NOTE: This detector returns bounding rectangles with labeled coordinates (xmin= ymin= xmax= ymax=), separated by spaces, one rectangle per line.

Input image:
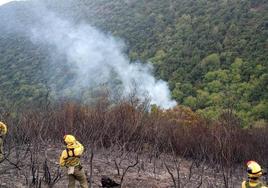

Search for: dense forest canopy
xmin=0 ymin=0 xmax=267 ymax=126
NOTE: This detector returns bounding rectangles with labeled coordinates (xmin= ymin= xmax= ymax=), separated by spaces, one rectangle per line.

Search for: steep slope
xmin=0 ymin=0 xmax=267 ymax=124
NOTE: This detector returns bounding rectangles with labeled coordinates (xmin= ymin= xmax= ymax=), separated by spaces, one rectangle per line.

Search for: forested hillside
xmin=0 ymin=0 xmax=267 ymax=126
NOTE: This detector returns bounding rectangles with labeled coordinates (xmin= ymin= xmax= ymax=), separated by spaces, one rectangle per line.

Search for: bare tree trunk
xmin=89 ymin=147 xmax=94 ymax=188
xmin=119 ymin=155 xmax=139 ymax=188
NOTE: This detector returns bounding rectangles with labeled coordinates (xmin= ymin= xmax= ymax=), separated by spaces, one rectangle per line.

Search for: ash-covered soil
xmin=0 ymin=145 xmax=246 ymax=187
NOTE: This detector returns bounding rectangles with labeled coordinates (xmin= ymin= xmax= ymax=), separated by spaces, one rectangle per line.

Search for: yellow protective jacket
xmin=242 ymin=180 xmax=267 ymax=188
xmin=0 ymin=122 xmax=7 ymax=136
xmin=59 ymin=135 xmax=84 ymax=167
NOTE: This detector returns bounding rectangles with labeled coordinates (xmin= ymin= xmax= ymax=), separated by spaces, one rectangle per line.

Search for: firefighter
xmin=59 ymin=135 xmax=88 ymax=188
xmin=0 ymin=121 xmax=7 ymax=161
xmin=242 ymin=160 xmax=267 ymax=188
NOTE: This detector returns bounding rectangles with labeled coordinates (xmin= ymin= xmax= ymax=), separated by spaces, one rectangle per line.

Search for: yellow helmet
xmin=247 ymin=161 xmax=262 ymax=178
xmin=63 ymin=135 xmax=76 ymax=146
xmin=0 ymin=121 xmax=7 ymax=135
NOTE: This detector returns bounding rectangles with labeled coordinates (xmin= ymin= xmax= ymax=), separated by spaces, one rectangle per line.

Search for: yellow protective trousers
xmin=68 ymin=166 xmax=88 ymax=188
xmin=0 ymin=136 xmax=4 ymax=161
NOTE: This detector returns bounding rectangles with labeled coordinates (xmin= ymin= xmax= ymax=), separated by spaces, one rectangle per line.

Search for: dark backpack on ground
xmin=101 ymin=176 xmax=120 ymax=187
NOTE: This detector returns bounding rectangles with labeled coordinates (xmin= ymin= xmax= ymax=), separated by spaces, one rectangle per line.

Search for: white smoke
xmin=0 ymin=0 xmax=27 ymax=6
xmin=30 ymin=7 xmax=176 ymax=109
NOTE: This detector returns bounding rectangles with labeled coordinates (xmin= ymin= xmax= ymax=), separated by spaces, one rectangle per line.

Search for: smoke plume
xmin=28 ymin=3 xmax=177 ymax=108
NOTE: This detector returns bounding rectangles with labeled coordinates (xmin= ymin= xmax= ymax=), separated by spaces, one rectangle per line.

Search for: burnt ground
xmin=0 ymin=145 xmax=248 ymax=188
